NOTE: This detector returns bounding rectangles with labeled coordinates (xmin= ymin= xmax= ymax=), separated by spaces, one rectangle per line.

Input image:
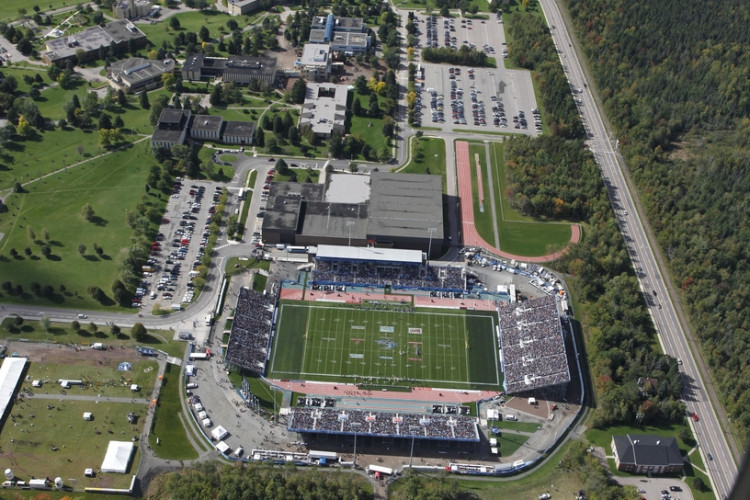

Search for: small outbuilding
xmin=83 ymin=412 xmax=93 ymax=421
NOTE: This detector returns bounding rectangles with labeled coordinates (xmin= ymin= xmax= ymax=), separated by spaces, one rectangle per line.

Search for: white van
xmin=234 ymin=447 xmax=244 ymax=457
xmin=186 ymin=383 xmax=198 ymax=389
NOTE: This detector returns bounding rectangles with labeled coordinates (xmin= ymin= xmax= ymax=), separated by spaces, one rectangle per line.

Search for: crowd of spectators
xmin=498 ymin=295 xmax=570 ymax=393
xmin=224 ymin=288 xmax=276 ymax=373
xmin=288 ymin=407 xmax=480 ymax=442
xmin=311 ymin=259 xmax=465 ymax=291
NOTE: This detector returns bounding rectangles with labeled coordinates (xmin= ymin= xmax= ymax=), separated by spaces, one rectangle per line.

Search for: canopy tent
xmin=216 ymin=441 xmax=230 ymax=454
xmin=117 ymin=362 xmax=132 ymax=372
xmin=211 ymin=425 xmax=228 ymax=441
xmin=101 ymin=441 xmax=135 ymax=473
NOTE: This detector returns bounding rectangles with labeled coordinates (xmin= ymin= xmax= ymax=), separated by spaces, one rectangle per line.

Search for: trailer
xmin=367 ymin=464 xmax=393 ymax=476
xmin=189 ymin=352 xmax=209 ymax=360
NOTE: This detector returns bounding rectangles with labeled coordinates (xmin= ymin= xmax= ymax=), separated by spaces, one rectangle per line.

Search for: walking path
xmin=455 ymin=141 xmax=580 ymax=262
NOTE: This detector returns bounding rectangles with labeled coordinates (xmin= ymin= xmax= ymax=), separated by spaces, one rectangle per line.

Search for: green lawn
xmin=349 ymin=91 xmax=390 ymax=155
xmin=0 ymin=318 xmax=186 ymax=358
xmin=401 ymin=136 xmax=447 ymax=191
xmin=462 ymin=140 xmax=572 ymax=256
xmin=273 ymin=166 xmax=320 ymax=184
xmin=491 ymin=420 xmax=541 ymax=433
xmin=469 ymin=141 xmax=495 ymax=245
xmin=149 ymin=363 xmax=199 ymax=460
xmin=0 ymin=0 xmax=74 ymax=22
xmin=0 ymin=397 xmax=146 ymax=489
xmin=397 ymin=0 xmax=488 ymax=11
xmin=268 ymin=302 xmax=501 ymax=390
xmin=0 ymin=141 xmax=163 ymax=309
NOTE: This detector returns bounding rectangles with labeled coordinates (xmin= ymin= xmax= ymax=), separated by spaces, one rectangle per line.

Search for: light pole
xmin=426 ymin=227 xmax=436 ymax=263
xmin=347 ymin=221 xmax=355 ymax=246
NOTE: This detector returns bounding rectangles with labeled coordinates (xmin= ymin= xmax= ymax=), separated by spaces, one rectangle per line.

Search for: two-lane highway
xmin=539 ymin=1 xmax=738 ymax=498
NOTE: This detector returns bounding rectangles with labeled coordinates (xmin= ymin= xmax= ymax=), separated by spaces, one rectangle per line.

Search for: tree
xmin=78 ymin=244 xmax=86 ymax=255
xmin=199 ymin=25 xmax=210 ymax=42
xmin=272 ymin=115 xmax=283 ymax=136
xmin=352 ymin=97 xmax=362 ymax=116
xmin=111 ymin=324 xmax=121 ymax=337
xmin=81 ymin=203 xmax=94 ymax=221
xmin=41 ymin=245 xmax=51 ymax=258
xmin=288 ymin=126 xmax=300 ymax=146
xmin=169 ymin=16 xmax=180 ymax=30
xmin=16 ymin=115 xmax=32 ymax=137
xmin=275 ymin=158 xmax=289 ymax=175
xmin=378 ymin=146 xmax=391 ymax=163
xmin=98 ymin=113 xmax=112 ymax=130
xmin=289 ymin=78 xmax=307 ymax=104
xmin=88 ymin=321 xmax=98 ymax=334
xmin=71 ymin=320 xmax=80 ymax=331
xmin=210 ymin=83 xmax=223 ymax=106
xmin=354 ymin=75 xmax=367 ymax=94
xmin=139 ymin=91 xmax=150 ymax=109
xmin=132 ymin=322 xmax=148 ymax=342
xmin=255 ymin=127 xmax=265 ymax=147
xmin=693 ymin=477 xmax=704 ymax=491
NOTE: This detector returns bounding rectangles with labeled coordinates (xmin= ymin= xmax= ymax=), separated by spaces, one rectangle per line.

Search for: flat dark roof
xmin=223 ymin=120 xmax=255 ymax=137
xmin=191 ymin=114 xmax=223 ymax=131
xmin=368 ymin=172 xmax=444 ymax=240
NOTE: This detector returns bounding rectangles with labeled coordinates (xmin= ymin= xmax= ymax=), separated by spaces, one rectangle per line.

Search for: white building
xmin=299 ymin=83 xmax=349 ymax=138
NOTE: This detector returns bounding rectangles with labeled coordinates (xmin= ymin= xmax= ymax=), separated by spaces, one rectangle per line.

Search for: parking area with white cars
xmin=136 ymin=179 xmax=227 ymax=311
xmin=415 ymin=13 xmax=541 ymax=135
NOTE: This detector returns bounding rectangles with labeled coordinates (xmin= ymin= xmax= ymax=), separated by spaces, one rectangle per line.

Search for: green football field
xmin=268 ymin=302 xmax=502 ymax=390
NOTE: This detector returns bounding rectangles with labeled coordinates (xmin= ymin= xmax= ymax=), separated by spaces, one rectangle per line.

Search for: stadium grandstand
xmin=224 ymin=288 xmax=276 ymax=373
xmin=288 ymin=407 xmax=480 ymax=443
xmin=310 ymin=245 xmax=465 ymax=292
xmin=498 ymin=295 xmax=570 ymax=394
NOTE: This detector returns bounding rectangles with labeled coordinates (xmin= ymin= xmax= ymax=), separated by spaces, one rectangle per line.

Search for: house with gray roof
xmin=611 ymin=434 xmax=683 ymax=474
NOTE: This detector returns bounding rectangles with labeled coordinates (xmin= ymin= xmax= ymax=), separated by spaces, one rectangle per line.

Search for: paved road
xmin=539 ymin=1 xmax=738 ymax=498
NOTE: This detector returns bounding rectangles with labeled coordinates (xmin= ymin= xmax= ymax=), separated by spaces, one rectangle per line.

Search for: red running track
xmin=455 ymin=140 xmax=580 ymax=263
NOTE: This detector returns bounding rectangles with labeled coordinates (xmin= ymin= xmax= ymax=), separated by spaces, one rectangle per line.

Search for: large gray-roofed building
xmin=151 ymin=109 xmax=191 ymax=150
xmin=299 ymin=83 xmax=349 ymax=138
xmin=369 ymin=172 xmax=444 ymax=245
xmin=107 ymin=57 xmax=175 ymax=93
xmin=42 ymin=20 xmax=147 ymax=65
xmin=182 ymin=53 xmax=277 ymax=85
xmin=300 ymin=43 xmax=332 ymax=81
xmin=499 ymin=295 xmax=570 ymax=394
xmin=261 ymin=172 xmax=445 ymax=257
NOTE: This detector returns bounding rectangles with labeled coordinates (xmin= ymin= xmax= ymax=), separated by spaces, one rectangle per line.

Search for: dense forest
xmin=566 ymin=0 xmax=750 ymax=441
xmin=505 ymin=136 xmax=684 ymax=427
xmin=147 ymin=462 xmax=373 ymax=499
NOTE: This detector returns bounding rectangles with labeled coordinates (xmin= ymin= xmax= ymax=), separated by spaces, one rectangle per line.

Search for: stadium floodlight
xmin=347 ymin=221 xmax=355 ymax=246
xmin=427 ymin=227 xmax=437 ymax=262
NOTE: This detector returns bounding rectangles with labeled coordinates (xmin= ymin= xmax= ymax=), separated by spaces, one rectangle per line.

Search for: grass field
xmin=0 ymin=0 xmax=74 ymax=22
xmin=268 ymin=302 xmax=501 ymax=390
xmin=148 ymin=363 xmax=199 ymax=460
xmin=0 ymin=398 xmax=146 ymax=488
xmin=0 ymin=140 xmax=161 ymax=309
xmin=349 ymin=91 xmax=390 ymax=156
xmin=401 ymin=137 xmax=447 ymax=191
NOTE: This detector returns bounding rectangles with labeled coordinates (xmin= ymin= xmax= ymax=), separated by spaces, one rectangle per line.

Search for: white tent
xmin=211 ymin=425 xmax=228 ymax=441
xmin=101 ymin=441 xmax=135 ymax=473
xmin=215 ymin=441 xmax=230 ymax=454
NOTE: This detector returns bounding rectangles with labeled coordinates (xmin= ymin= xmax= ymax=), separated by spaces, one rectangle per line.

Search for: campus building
xmin=299 ymin=43 xmax=332 ymax=81
xmin=182 ymin=53 xmax=277 ymax=86
xmin=106 ymin=57 xmax=175 ymax=93
xmin=298 ymin=83 xmax=348 ymax=138
xmin=261 ymin=171 xmax=445 ymax=257
xmin=611 ymin=435 xmax=684 ymax=474
xmin=151 ymin=109 xmax=191 ymax=150
xmin=112 ymin=0 xmax=152 ymax=20
xmin=42 ymin=19 xmax=148 ymax=66
xmin=151 ymin=109 xmax=255 ymax=150
xmin=226 ymin=0 xmax=260 ymax=16
xmin=308 ymin=13 xmax=371 ymax=54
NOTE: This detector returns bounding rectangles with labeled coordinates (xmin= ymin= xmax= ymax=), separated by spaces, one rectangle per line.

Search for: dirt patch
xmin=6 ymin=340 xmax=141 ymax=366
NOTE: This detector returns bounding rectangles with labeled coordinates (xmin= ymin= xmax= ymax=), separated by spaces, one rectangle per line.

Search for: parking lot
xmin=135 ymin=179 xmax=229 ymax=312
xmin=414 ymin=13 xmax=541 ymax=135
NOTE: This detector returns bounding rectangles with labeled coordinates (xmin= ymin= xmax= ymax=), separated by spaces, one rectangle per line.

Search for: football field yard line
xmin=300 ymin=304 xmax=313 ymax=374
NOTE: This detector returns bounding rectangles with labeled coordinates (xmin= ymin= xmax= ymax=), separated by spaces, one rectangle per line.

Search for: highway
xmin=539 ymin=1 xmax=738 ymax=498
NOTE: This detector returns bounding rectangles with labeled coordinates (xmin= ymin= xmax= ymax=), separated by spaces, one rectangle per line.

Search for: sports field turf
xmin=268 ymin=302 xmax=502 ymax=390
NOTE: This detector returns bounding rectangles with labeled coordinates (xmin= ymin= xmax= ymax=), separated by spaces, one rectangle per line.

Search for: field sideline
xmin=267 ymin=301 xmax=502 ymax=391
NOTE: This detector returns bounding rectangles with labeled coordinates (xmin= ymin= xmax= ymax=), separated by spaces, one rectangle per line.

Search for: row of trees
xmin=147 ymin=462 xmax=372 ymax=499
xmin=506 ymin=13 xmax=584 ymax=139
xmin=568 ymin=0 xmax=750 ymax=441
xmin=421 ymin=46 xmax=491 ymax=67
